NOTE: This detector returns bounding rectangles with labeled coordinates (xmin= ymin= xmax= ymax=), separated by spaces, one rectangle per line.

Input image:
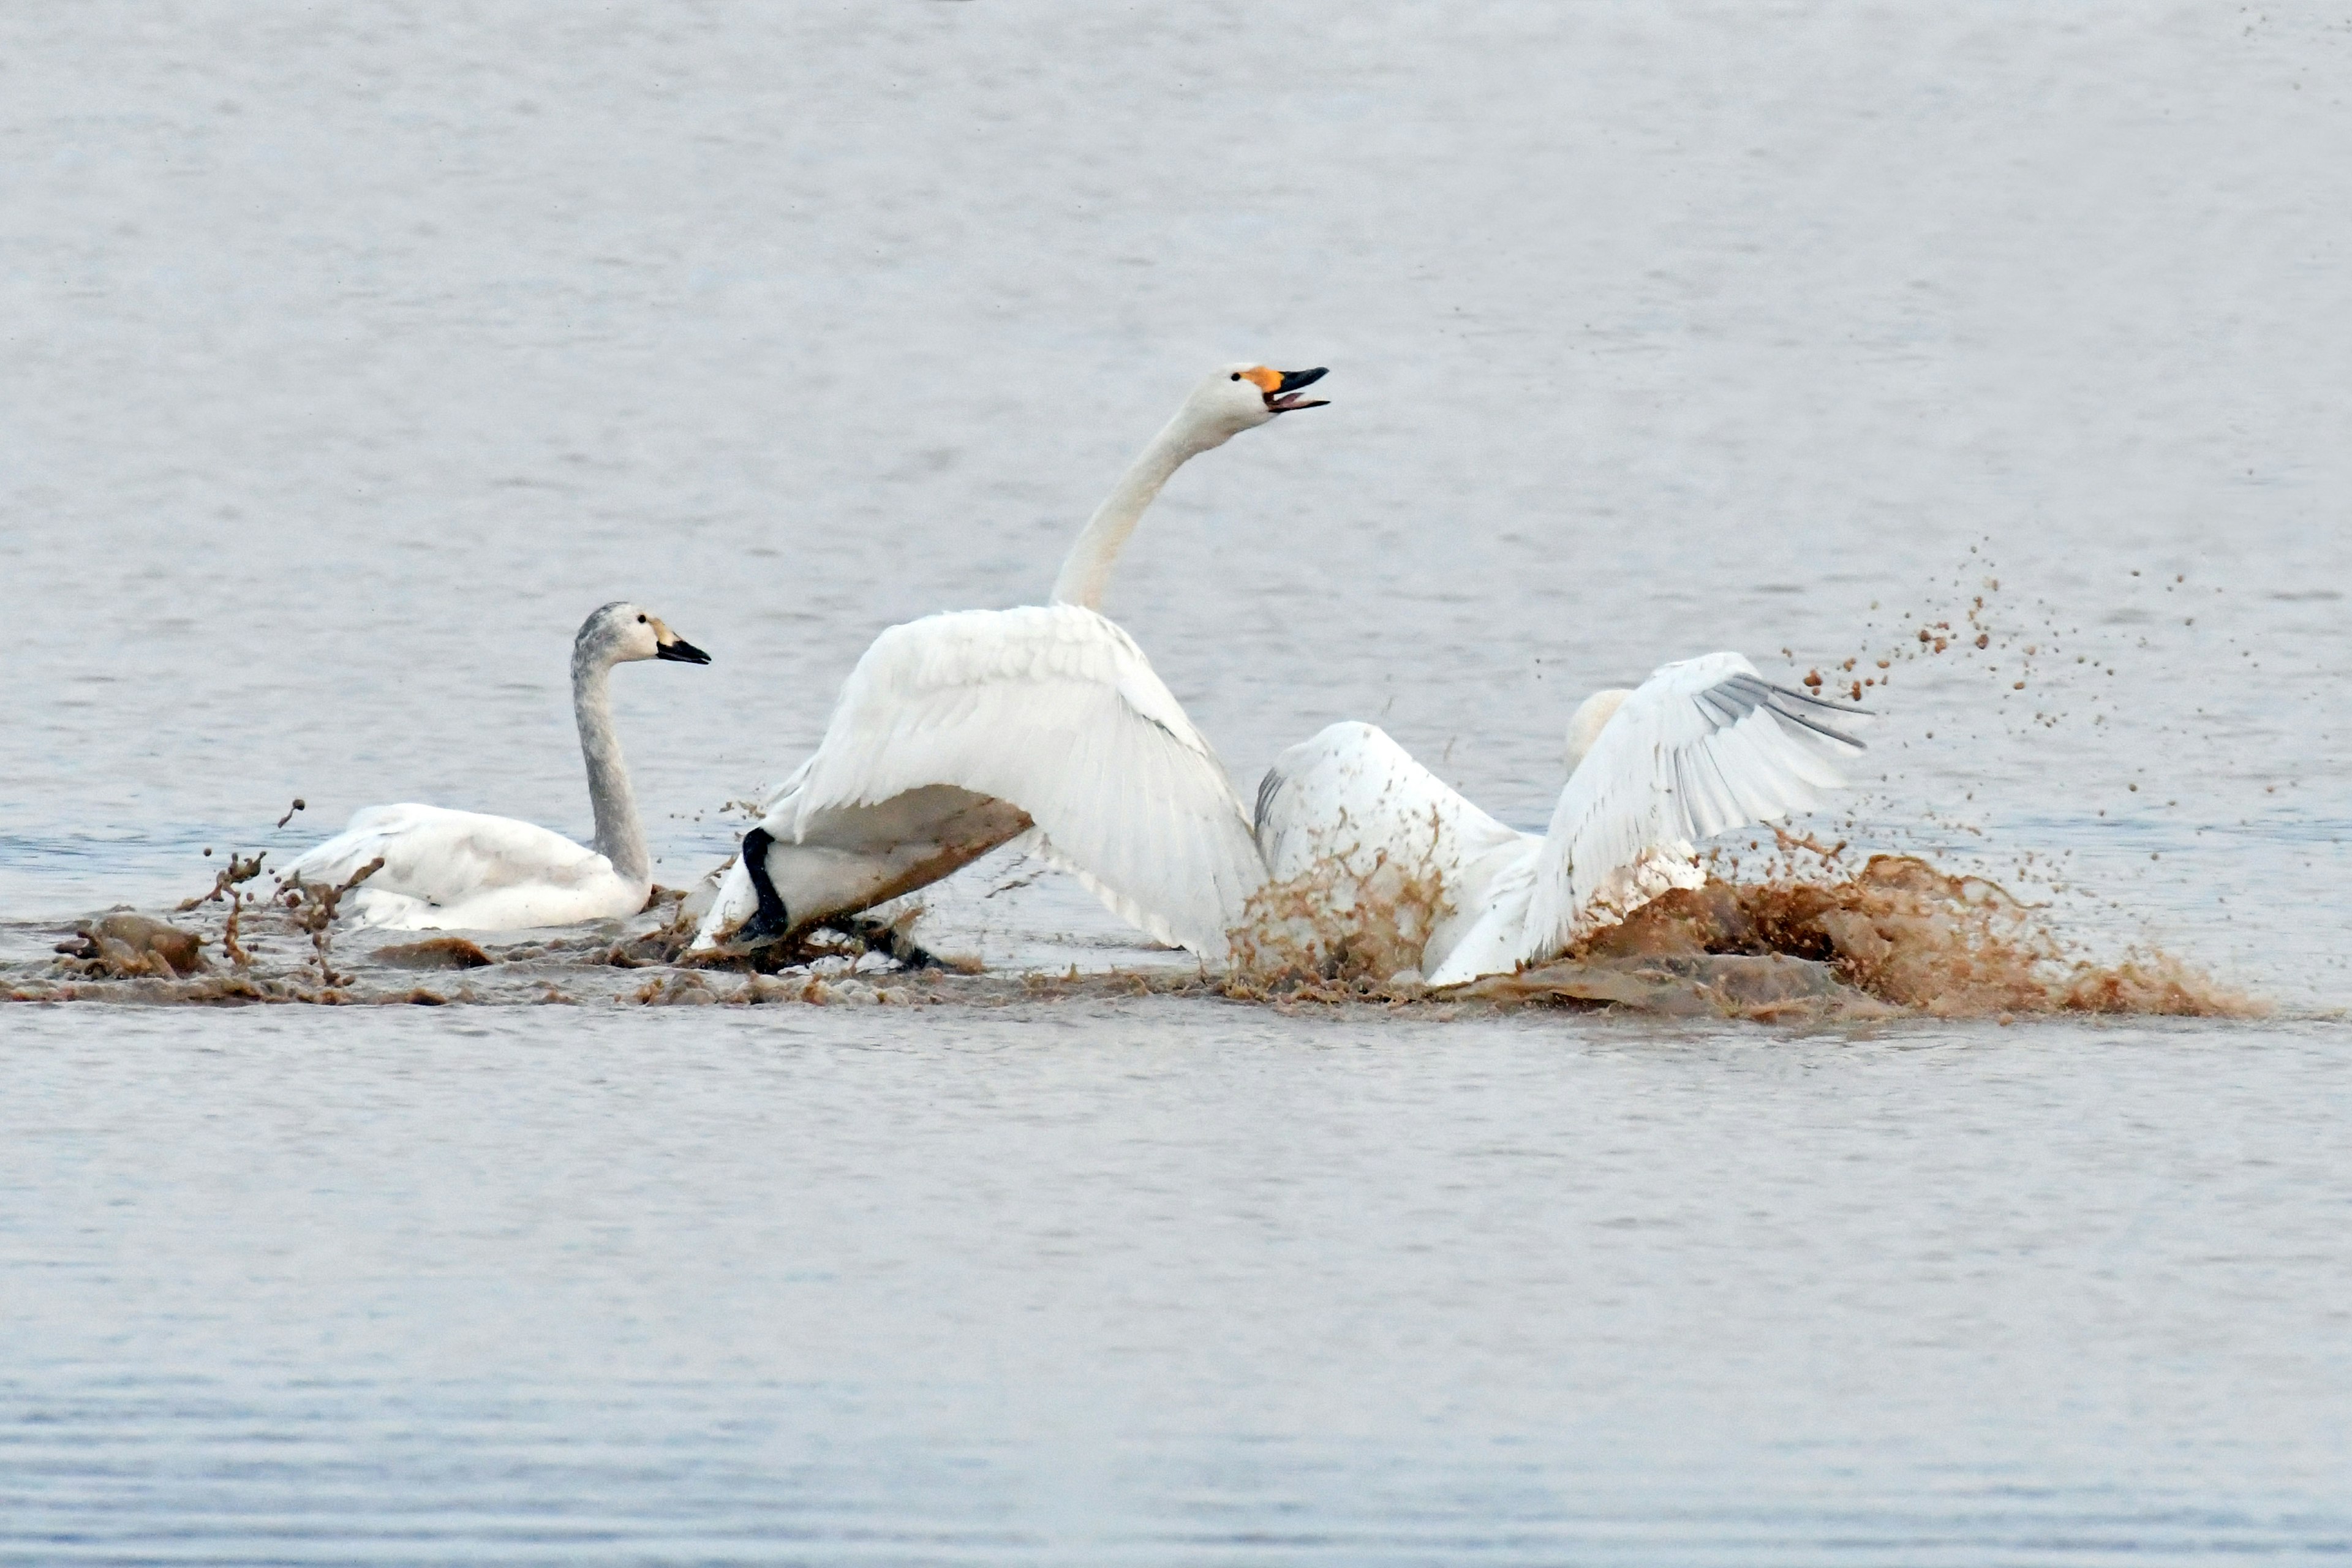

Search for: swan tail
xmin=689 ymin=853 xmax=760 ymax=951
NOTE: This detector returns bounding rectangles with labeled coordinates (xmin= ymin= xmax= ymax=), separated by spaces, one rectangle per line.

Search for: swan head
xmin=1182 ymin=363 xmax=1330 ymax=447
xmin=577 ymin=602 xmax=712 ymax=668
xmin=1564 ymin=687 xmax=1632 ymax=775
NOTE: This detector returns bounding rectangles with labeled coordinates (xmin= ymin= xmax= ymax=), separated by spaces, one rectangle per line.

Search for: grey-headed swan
xmin=277 ymin=602 xmax=710 ymax=930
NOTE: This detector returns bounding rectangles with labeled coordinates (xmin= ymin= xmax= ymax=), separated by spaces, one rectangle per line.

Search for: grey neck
xmin=571 ymin=650 xmax=650 ymax=888
xmin=1049 ymin=413 xmax=1217 ymax=611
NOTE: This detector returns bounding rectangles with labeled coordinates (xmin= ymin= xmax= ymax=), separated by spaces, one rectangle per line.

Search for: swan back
xmin=274 ymin=803 xmax=631 ymax=930
xmin=1254 ymin=722 xmax=1523 ymax=886
xmin=1254 ymin=722 xmax=1535 ymax=978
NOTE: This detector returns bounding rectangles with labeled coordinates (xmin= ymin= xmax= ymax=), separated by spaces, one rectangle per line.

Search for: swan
xmin=1253 ymin=652 xmax=1868 ymax=986
xmin=276 ymin=602 xmax=712 ymax=930
xmin=689 ymin=362 xmax=1330 ymax=962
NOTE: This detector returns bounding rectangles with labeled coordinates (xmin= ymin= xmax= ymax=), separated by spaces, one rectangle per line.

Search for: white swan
xmin=1253 ymin=653 xmax=1868 ymax=986
xmin=690 ymin=362 xmax=1330 ymax=961
xmin=276 ymin=602 xmax=711 ymax=930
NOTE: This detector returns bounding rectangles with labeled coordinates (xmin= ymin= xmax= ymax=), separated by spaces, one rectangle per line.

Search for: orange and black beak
xmin=1242 ymin=365 xmax=1330 ymax=413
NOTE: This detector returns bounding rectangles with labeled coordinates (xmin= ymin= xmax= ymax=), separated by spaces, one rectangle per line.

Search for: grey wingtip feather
xmin=1771 ymin=703 xmax=1871 ymax=752
xmin=1718 ymin=673 xmax=1873 ymax=750
xmin=1698 ymin=673 xmax=1869 ymax=751
xmin=1253 ymin=764 xmax=1288 ymax=848
xmin=1724 ymin=671 xmax=1866 ymax=712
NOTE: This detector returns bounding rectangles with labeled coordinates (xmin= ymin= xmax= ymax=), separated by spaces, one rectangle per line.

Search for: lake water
xmin=4 ymin=1 xmax=2348 ymax=1560
xmin=8 ymin=1006 xmax=2350 ymax=1565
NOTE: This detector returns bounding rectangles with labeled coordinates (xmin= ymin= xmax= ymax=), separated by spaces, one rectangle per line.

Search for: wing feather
xmin=781 ymin=603 xmax=1263 ymax=958
xmin=1497 ymin=652 xmax=1868 ymax=976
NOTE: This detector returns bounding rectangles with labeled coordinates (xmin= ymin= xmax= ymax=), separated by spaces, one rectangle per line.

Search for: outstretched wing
xmin=1504 ymin=652 xmax=1866 ymax=972
xmin=277 ymin=803 xmax=610 ymax=907
xmin=785 ymin=603 xmax=1262 ymax=959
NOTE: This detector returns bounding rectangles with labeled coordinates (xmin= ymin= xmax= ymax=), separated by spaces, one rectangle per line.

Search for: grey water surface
xmin=4 ymin=1 xmax=2350 ymax=1561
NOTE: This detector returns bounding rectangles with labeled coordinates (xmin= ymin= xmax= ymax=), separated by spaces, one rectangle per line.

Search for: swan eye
xmin=1230 ymin=372 xmax=1241 ymax=381
xmin=637 ymin=614 xmax=647 ymax=624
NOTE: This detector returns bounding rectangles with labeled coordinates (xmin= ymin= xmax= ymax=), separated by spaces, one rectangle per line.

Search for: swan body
xmin=700 ymin=603 xmax=1264 ymax=957
xmin=277 ymin=603 xmax=710 ymax=932
xmin=274 ymin=803 xmax=653 ymax=930
xmin=691 ymin=363 xmax=1328 ymax=961
xmin=1254 ymin=652 xmax=1866 ymax=986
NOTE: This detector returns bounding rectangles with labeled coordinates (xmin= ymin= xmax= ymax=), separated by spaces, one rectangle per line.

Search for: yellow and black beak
xmin=650 ymin=618 xmax=712 ymax=665
xmin=1242 ymin=365 xmax=1330 ymax=413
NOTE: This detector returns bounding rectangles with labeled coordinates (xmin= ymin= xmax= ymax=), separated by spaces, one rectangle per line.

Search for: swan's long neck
xmin=1049 ymin=413 xmax=1216 ymax=611
xmin=572 ymin=652 xmax=650 ymax=888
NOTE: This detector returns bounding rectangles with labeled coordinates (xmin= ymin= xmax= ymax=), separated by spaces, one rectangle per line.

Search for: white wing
xmin=1255 ymin=722 xmax=1526 ymax=889
xmin=1253 ymin=722 xmax=1536 ymax=974
xmin=1472 ymin=652 xmax=1863 ymax=979
xmin=779 ymin=603 xmax=1262 ymax=959
xmin=277 ymin=803 xmax=612 ymax=907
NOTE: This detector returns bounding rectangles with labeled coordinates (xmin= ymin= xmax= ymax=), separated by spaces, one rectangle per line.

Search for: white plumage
xmin=1255 ymin=652 xmax=1866 ymax=986
xmin=276 ymin=804 xmax=639 ymax=931
xmin=699 ymin=604 xmax=1262 ymax=958
xmin=276 ymin=601 xmax=710 ymax=932
xmin=691 ymin=362 xmax=1328 ymax=962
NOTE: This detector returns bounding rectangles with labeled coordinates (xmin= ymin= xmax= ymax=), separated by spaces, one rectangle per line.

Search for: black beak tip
xmin=658 ymin=638 xmax=712 ymax=666
xmin=1276 ymin=366 xmax=1329 ymax=393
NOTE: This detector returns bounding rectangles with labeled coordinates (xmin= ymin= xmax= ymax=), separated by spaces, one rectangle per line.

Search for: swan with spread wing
xmin=1254 ymin=654 xmax=1868 ymax=986
xmin=689 ymin=362 xmax=1330 ymax=962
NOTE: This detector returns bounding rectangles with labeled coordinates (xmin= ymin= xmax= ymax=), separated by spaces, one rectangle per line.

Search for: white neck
xmin=1049 ymin=410 xmax=1221 ymax=611
xmin=571 ymin=652 xmax=650 ymax=889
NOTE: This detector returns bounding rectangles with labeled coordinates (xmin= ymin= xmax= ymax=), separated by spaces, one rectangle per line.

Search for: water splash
xmin=1596 ymin=856 xmax=2256 ymax=1018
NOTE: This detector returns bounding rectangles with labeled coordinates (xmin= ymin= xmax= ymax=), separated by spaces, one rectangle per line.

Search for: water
xmin=9 ymin=1006 xmax=2351 ymax=1564
xmin=4 ymin=1 xmax=2350 ymax=1559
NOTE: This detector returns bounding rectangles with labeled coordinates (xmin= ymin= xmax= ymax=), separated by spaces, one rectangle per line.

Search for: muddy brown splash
xmin=1224 ymin=847 xmax=2254 ymax=1020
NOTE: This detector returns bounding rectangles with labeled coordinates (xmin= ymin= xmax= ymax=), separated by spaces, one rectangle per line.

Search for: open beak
xmin=1263 ymin=366 xmax=1330 ymax=413
xmin=650 ymin=620 xmax=712 ymax=665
